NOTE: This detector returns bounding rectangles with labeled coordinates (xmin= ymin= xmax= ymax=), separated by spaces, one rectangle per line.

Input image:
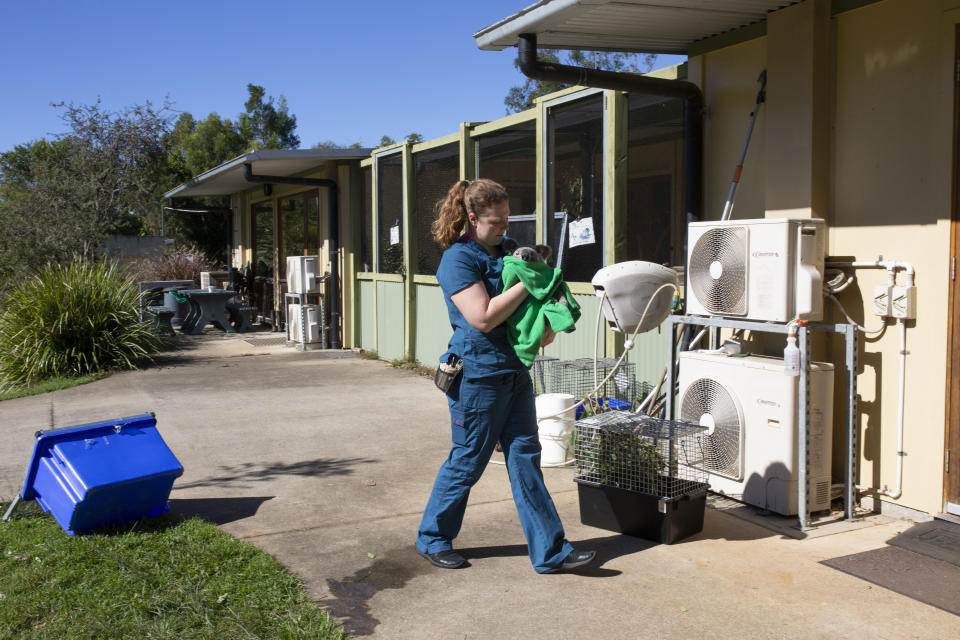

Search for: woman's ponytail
xmin=431 ymin=179 xmax=509 ymax=249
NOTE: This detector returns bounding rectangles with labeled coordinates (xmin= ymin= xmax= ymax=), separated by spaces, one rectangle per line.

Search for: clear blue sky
xmin=0 ymin=0 xmax=684 ymax=153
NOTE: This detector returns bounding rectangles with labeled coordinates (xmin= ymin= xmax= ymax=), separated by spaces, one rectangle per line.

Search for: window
xmin=414 ymin=143 xmax=459 ymax=274
xmin=360 ymin=166 xmax=373 ymax=272
xmin=547 ymin=94 xmax=604 ymax=282
xmin=377 ymin=153 xmax=404 ymax=274
xmin=626 ymin=93 xmax=684 ymax=266
xmin=252 ymin=201 xmax=274 ymax=278
xmin=279 ymin=191 xmax=320 ymax=277
xmin=477 ymin=120 xmax=537 ymax=248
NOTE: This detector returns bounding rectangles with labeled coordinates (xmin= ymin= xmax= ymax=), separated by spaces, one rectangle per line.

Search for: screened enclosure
xmin=626 ymin=93 xmax=685 ymax=267
xmin=547 ymin=93 xmax=604 ymax=282
xmin=280 ymin=190 xmax=320 ymax=277
xmin=360 ymin=166 xmax=373 ymax=272
xmin=377 ymin=153 xmax=404 ymax=274
xmin=476 ymin=120 xmax=537 ymax=248
xmin=414 ymin=142 xmax=459 ymax=275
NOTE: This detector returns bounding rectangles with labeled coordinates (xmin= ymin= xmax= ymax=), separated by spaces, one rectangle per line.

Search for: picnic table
xmin=179 ymin=289 xmax=238 ymax=335
xmin=138 ymin=280 xmax=195 ymax=321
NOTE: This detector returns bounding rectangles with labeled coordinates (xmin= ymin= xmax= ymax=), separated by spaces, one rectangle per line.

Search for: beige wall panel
xmin=830 ymin=0 xmax=954 ymax=513
xmin=701 ymin=38 xmax=768 ymax=221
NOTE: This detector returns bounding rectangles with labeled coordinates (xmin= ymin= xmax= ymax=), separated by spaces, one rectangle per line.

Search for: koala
xmin=502 ymin=237 xmax=553 ymax=264
xmin=501 ymin=237 xmax=566 ymax=306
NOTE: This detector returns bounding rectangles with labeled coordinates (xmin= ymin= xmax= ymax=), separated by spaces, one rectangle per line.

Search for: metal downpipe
xmin=516 ymin=33 xmax=703 ymax=226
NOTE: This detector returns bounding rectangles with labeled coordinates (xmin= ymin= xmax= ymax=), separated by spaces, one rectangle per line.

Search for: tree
xmin=405 ymin=133 xmax=424 ymax=144
xmin=314 ymin=140 xmax=364 ymax=150
xmin=379 ymin=135 xmax=396 ymax=147
xmin=505 ymin=49 xmax=658 ymax=114
xmin=0 ymin=100 xmax=174 ymax=281
xmin=236 ymin=84 xmax=299 ymax=150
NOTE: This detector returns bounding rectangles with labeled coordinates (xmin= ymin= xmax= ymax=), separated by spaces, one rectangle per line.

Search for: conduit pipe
xmin=826 ymin=258 xmax=915 ymax=500
xmin=243 ymin=163 xmax=342 ymax=349
xmin=517 ymin=33 xmax=703 ymax=225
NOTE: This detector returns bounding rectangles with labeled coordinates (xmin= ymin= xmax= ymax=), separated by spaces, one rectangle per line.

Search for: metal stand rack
xmin=284 ymin=291 xmax=326 ymax=351
xmin=664 ymin=315 xmax=859 ymax=530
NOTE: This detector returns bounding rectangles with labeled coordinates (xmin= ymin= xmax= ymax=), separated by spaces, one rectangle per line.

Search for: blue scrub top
xmin=436 ymin=237 xmax=526 ymax=378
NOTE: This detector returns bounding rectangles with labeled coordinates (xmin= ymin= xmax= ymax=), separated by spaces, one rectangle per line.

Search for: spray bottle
xmin=783 ymin=323 xmax=800 ymax=376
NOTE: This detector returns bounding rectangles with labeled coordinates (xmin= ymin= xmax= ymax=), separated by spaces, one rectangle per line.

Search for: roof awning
xmin=474 ymin=0 xmax=797 ymax=55
xmin=163 ymin=148 xmax=372 ymax=199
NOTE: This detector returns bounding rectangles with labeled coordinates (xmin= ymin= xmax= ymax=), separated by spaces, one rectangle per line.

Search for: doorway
xmin=945 ymin=25 xmax=960 ymax=516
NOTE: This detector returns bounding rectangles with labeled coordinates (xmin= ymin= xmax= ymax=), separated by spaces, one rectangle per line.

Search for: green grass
xmin=0 ymin=506 xmax=346 ymax=640
xmin=0 ymin=373 xmax=108 ymax=401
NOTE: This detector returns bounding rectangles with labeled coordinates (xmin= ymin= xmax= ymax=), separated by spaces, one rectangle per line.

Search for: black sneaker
xmin=544 ymin=549 xmax=597 ymax=573
xmin=417 ymin=548 xmax=467 ymax=569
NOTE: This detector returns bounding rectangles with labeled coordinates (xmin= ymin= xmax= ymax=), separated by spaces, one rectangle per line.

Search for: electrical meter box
xmin=20 ymin=413 xmax=183 ymax=535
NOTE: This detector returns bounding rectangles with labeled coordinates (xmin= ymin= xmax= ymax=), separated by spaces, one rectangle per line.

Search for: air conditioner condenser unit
xmin=678 ymin=351 xmax=834 ymax=516
xmin=286 ymin=256 xmax=323 ymax=294
xmin=287 ymin=303 xmax=323 ymax=344
xmin=685 ymin=218 xmax=825 ymax=322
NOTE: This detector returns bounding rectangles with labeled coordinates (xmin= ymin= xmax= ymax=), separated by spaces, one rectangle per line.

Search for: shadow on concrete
xmin=325 ymin=547 xmax=435 ymax=637
xmin=176 ymin=457 xmax=379 ymax=489
xmin=168 ymin=496 xmax=273 ymax=525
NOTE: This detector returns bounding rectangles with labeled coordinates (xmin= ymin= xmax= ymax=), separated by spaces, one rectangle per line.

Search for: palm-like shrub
xmin=0 ymin=259 xmax=161 ymax=389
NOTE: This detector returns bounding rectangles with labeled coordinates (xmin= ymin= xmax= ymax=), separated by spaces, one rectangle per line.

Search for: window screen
xmin=626 ymin=93 xmax=684 ymax=266
xmin=548 ymin=94 xmax=604 ymax=282
xmin=252 ymin=201 xmax=274 ymax=277
xmin=477 ymin=120 xmax=537 ymax=248
xmin=360 ymin=166 xmax=373 ymax=272
xmin=280 ymin=191 xmax=320 ymax=277
xmin=414 ymin=142 xmax=459 ymax=275
xmin=377 ymin=153 xmax=404 ymax=274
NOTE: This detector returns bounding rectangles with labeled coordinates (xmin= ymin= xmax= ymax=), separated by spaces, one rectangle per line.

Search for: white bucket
xmin=535 ymin=393 xmax=575 ymax=466
xmin=199 ymin=271 xmax=211 ymax=289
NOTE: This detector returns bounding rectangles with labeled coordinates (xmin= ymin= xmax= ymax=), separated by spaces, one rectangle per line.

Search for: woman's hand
xmin=542 ymin=319 xmax=556 ymax=347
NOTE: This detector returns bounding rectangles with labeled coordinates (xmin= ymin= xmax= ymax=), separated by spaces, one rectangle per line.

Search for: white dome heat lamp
xmin=591 ymin=261 xmax=678 ymax=335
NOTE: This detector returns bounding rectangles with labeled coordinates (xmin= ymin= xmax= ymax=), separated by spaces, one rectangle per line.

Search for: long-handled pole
xmin=720 ymin=70 xmax=767 ymax=221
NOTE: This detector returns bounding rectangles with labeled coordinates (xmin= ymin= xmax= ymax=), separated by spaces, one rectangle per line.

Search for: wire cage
xmin=529 ymin=355 xmax=560 ymax=395
xmin=550 ymin=357 xmax=638 ymax=406
xmin=574 ymin=411 xmax=708 ymax=499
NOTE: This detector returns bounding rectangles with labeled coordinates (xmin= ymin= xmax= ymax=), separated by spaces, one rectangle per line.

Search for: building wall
xmin=688 ymin=0 xmax=960 ymax=514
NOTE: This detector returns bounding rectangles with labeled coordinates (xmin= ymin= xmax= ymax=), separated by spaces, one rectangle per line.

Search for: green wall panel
xmin=542 ymin=292 xmax=604 ymax=362
xmin=414 ymin=283 xmax=449 ymax=366
xmin=376 ymin=280 xmax=405 ymax=360
xmin=624 ymin=319 xmax=673 ymax=394
xmin=359 ymin=280 xmax=376 ymax=351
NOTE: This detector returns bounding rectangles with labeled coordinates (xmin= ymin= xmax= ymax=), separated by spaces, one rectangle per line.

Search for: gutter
xmin=243 ymin=163 xmax=343 ymax=349
xmin=517 ymin=33 xmax=703 ymax=226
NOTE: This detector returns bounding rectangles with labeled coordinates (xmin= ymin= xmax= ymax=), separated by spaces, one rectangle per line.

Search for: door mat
xmin=244 ymin=337 xmax=287 ymax=346
xmin=821 ymin=546 xmax=960 ymax=616
xmin=887 ymin=519 xmax=960 ymax=567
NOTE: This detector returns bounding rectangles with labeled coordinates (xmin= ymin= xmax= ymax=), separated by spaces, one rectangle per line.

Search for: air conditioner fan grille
xmin=689 ymin=227 xmax=747 ymax=315
xmin=680 ymin=377 xmax=743 ymax=480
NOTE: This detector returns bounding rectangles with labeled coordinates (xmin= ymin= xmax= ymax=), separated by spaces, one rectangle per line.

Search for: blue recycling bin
xmin=20 ymin=413 xmax=183 ymax=535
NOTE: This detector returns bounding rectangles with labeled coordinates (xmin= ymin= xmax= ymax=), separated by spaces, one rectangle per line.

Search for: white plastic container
xmin=535 ymin=393 xmax=575 ymax=467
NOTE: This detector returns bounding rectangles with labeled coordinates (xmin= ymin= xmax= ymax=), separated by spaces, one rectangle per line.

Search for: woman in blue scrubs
xmin=415 ymin=178 xmax=595 ymax=574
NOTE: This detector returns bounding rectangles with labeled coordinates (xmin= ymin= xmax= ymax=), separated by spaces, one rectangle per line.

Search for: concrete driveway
xmin=1 ymin=333 xmax=956 ymax=639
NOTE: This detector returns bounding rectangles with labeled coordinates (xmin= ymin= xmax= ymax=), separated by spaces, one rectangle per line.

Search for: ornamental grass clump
xmin=0 ymin=259 xmax=160 ymax=390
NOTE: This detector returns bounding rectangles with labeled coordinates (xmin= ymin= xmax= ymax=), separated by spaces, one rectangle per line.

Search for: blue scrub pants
xmin=416 ymin=369 xmax=574 ymax=573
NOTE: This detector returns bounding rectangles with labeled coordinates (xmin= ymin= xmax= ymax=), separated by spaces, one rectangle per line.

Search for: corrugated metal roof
xmin=163 ymin=148 xmax=372 ymax=199
xmin=474 ymin=0 xmax=797 ymax=54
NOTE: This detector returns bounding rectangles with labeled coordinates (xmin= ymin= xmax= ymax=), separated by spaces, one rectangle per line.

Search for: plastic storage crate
xmin=20 ymin=413 xmax=183 ymax=535
xmin=574 ymin=411 xmax=709 ymax=543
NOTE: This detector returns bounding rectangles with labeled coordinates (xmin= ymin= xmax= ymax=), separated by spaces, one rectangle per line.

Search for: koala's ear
xmin=502 ymin=237 xmax=519 ymax=254
xmin=535 ymin=244 xmax=553 ymax=262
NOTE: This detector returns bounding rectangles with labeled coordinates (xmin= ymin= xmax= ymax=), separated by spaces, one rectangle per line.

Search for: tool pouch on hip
xmin=434 ymin=355 xmax=463 ymax=393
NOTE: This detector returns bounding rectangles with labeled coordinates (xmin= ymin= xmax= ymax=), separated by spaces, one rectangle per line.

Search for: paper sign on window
xmin=390 ymin=225 xmax=400 ymax=245
xmin=568 ymin=217 xmax=595 ymax=247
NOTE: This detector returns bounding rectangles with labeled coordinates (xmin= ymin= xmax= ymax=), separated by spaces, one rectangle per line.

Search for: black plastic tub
xmin=575 ymin=478 xmax=708 ymax=544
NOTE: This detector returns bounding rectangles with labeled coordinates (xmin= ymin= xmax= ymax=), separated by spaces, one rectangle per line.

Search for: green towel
xmin=501 ymin=256 xmax=581 ymax=366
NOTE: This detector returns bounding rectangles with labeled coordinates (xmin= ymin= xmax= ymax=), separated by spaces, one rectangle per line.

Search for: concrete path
xmin=1 ymin=333 xmax=956 ymax=639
